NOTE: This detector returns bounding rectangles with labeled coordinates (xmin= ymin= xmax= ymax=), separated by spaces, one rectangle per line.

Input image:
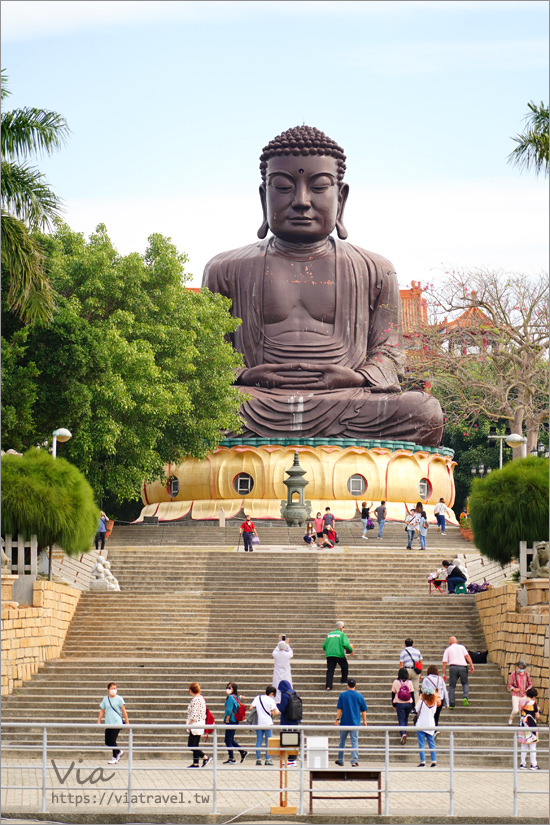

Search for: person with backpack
xmin=277 ymin=678 xmax=302 ymax=766
xmin=323 ymin=621 xmax=354 ymax=690
xmin=414 ymin=683 xmax=438 ymax=767
xmin=391 ymin=667 xmax=415 ymax=745
xmin=422 ymin=665 xmax=448 ymax=737
xmin=250 ymin=685 xmax=279 ymax=766
xmin=507 ymin=659 xmax=533 ymax=725
xmin=321 ymin=523 xmax=337 ymax=548
xmin=322 ymin=507 xmax=335 ymax=530
xmin=360 ymin=502 xmax=370 ymax=539
xmin=518 ymin=687 xmax=540 ymax=771
xmin=97 ymin=681 xmax=129 ymax=764
xmin=399 ymin=637 xmax=423 ymax=697
xmin=334 ymin=677 xmax=368 ymax=767
xmin=223 ymin=682 xmax=248 ymax=764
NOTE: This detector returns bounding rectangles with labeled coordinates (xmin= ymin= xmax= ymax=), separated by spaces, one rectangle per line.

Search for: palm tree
xmin=508 ymin=100 xmax=549 ymax=179
xmin=1 ymin=72 xmax=70 ymax=324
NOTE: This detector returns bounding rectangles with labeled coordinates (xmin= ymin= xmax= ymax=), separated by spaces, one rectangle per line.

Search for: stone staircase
xmin=107 ymin=518 xmax=452 ymax=548
xmin=2 ymin=523 xmax=534 ymax=767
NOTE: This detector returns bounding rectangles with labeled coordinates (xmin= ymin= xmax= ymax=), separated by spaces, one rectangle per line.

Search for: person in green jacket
xmin=323 ymin=621 xmax=354 ymax=690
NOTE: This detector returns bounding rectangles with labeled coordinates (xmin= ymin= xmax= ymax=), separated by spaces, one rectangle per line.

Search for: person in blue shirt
xmin=223 ymin=682 xmax=248 ymax=764
xmin=334 ymin=677 xmax=368 ymax=767
xmin=97 ymin=682 xmax=129 ymax=764
xmin=94 ymin=511 xmax=108 ymax=551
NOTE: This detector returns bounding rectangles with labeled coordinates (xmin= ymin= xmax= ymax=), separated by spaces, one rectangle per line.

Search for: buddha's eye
xmin=311 ymin=175 xmax=333 ymax=192
xmin=270 ymin=175 xmax=294 ymax=193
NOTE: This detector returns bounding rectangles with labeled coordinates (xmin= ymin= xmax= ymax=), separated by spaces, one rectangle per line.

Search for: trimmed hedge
xmin=469 ymin=456 xmax=549 ymax=565
xmin=1 ymin=448 xmax=99 ymax=555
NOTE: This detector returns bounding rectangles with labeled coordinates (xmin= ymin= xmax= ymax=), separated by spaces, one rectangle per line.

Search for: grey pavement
xmin=1 ymin=756 xmax=548 ymax=822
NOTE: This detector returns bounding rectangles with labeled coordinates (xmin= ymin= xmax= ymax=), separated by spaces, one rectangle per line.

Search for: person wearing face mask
xmin=508 ymin=659 xmax=533 ymax=725
xmin=97 ymin=682 xmax=129 ymax=764
xmin=186 ymin=682 xmax=210 ymax=768
xmin=223 ymin=682 xmax=248 ymax=764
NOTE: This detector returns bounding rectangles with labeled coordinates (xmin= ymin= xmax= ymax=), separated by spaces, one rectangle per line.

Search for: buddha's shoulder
xmin=337 ymin=240 xmax=396 ymax=274
xmin=204 ymin=241 xmax=268 ymax=273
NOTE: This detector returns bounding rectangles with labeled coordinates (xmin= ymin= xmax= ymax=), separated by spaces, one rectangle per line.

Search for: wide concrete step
xmin=107 ymin=522 xmax=469 ymax=548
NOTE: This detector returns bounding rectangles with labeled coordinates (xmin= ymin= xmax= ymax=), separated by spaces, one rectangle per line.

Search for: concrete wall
xmin=1 ymin=578 xmax=80 ymax=696
xmin=476 ymin=582 xmax=549 ymax=722
xmin=463 ymin=551 xmax=518 ymax=587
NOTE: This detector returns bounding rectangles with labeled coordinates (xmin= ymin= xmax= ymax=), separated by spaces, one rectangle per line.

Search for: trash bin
xmin=306 ymin=736 xmax=329 ymax=769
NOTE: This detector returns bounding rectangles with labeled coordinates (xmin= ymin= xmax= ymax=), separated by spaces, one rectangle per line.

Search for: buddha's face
xmin=261 ymin=155 xmax=348 ymax=243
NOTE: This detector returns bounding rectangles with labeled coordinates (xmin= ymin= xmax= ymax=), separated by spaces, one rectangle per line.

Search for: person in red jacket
xmin=239 ymin=515 xmax=258 ymax=552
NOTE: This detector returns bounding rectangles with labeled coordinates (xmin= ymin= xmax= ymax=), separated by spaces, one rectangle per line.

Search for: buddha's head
xmin=257 ymin=125 xmax=349 ymax=242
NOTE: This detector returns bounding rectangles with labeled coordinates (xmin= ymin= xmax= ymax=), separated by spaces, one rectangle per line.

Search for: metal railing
xmin=1 ymin=722 xmax=548 ymax=818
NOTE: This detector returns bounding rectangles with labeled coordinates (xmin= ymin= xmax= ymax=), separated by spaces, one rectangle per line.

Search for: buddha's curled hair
xmin=260 ymin=125 xmax=346 ymax=183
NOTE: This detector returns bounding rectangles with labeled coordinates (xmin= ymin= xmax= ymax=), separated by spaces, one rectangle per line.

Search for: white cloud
xmin=2 ymin=0 xmax=544 ymax=41
xmin=63 ymin=177 xmax=548 ymax=289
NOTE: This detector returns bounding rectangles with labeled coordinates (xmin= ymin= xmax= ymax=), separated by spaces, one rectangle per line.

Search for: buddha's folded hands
xmin=237 ymin=363 xmax=367 ymax=390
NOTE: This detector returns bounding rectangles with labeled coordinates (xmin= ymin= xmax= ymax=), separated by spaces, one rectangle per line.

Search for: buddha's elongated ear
xmin=336 ymin=182 xmax=349 ymax=240
xmin=257 ymin=184 xmax=269 ymax=239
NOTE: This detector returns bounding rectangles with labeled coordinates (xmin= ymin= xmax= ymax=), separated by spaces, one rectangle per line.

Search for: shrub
xmin=469 ymin=456 xmax=549 ymax=565
xmin=1 ymin=448 xmax=99 ymax=555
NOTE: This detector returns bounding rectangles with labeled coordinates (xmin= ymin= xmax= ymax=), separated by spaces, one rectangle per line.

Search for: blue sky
xmin=2 ymin=0 xmax=549 ymax=286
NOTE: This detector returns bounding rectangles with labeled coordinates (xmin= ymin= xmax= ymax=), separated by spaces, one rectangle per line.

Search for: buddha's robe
xmin=202 ymin=237 xmax=443 ymax=446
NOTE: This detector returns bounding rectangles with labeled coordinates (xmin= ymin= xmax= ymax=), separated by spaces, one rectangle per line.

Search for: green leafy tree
xmin=508 ymin=101 xmax=549 ymax=178
xmin=469 ymin=457 xmax=549 ymax=565
xmin=1 ymin=449 xmax=98 ymax=556
xmin=442 ymin=419 xmax=514 ymax=517
xmin=1 ymin=71 xmax=70 ymax=324
xmin=1 ymin=222 xmax=244 ymax=503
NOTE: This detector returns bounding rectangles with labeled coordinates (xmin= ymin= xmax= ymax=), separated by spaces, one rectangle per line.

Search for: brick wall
xmin=1 ymin=579 xmax=80 ymax=695
xmin=476 ymin=583 xmax=549 ymax=722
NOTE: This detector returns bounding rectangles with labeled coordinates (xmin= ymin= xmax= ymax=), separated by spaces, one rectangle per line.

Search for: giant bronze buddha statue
xmin=203 ymin=126 xmax=443 ymax=447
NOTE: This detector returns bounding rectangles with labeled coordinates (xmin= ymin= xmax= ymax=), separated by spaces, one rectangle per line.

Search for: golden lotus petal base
xmin=138 ymin=441 xmax=457 ymax=524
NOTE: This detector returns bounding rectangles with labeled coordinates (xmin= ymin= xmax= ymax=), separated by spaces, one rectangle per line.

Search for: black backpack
xmin=285 ymin=691 xmax=303 ymax=722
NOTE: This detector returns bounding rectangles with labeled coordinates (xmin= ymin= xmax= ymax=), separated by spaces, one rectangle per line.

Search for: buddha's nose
xmin=292 ymin=182 xmax=311 ymax=210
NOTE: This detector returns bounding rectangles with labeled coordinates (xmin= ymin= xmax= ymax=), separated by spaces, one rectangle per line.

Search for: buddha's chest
xmin=263 ymin=253 xmax=335 ymax=324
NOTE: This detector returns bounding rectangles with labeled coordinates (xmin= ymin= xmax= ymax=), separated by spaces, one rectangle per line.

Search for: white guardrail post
xmin=127 ymin=726 xmax=133 ymax=813
xmin=449 ymin=730 xmax=454 ymax=815
xmin=384 ymin=729 xmax=390 ymax=815
xmin=212 ymin=727 xmax=218 ymax=814
xmin=513 ymin=730 xmax=518 ymax=817
xmin=298 ymin=730 xmax=305 ymax=814
xmin=41 ymin=726 xmax=47 ymax=813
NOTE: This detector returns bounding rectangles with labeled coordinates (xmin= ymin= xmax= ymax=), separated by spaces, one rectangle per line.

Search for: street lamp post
xmin=52 ymin=428 xmax=72 ymax=459
xmin=505 ymin=432 xmax=527 ymax=459
xmin=49 ymin=428 xmax=72 ymax=580
xmin=488 ymin=426 xmax=511 ymax=469
xmin=471 ymin=463 xmax=489 ymax=479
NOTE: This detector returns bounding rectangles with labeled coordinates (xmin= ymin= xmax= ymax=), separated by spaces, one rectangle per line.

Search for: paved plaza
xmin=1 ymin=756 xmax=548 ymax=822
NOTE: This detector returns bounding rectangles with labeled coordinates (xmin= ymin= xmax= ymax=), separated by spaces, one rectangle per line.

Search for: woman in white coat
xmin=272 ymin=636 xmax=293 ymax=702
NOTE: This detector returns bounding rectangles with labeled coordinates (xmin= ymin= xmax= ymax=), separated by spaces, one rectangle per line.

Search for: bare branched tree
xmin=407 ymin=269 xmax=549 ymax=455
